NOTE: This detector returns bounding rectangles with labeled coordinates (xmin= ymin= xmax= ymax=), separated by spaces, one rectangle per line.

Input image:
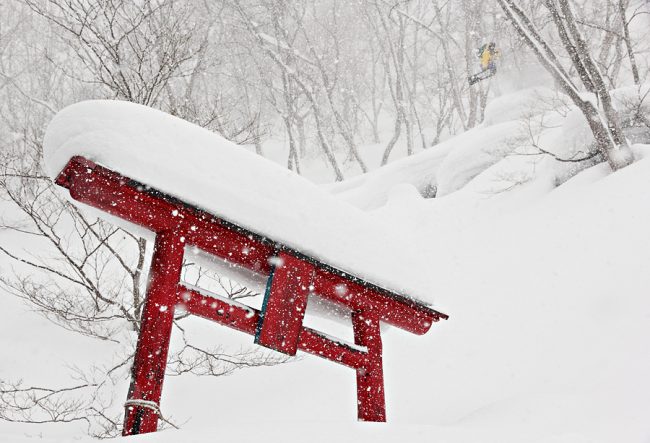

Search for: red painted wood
xmin=57 ymin=156 xmax=273 ymax=274
xmin=55 ymin=157 xmax=447 ymax=329
xmin=178 ymin=285 xmax=259 ymax=335
xmin=179 ymin=285 xmax=367 ymax=369
xmin=312 ymin=268 xmax=443 ymax=335
xmin=255 ymin=252 xmax=314 ymax=355
xmin=52 ymin=156 xmax=449 ymax=432
xmin=123 ymin=231 xmax=184 ymax=436
xmin=352 ymin=311 xmax=386 ymax=422
xmin=297 ymin=327 xmax=368 ymax=369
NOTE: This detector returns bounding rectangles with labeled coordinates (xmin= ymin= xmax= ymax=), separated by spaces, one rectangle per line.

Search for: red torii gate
xmin=54 ymin=155 xmax=448 ymax=436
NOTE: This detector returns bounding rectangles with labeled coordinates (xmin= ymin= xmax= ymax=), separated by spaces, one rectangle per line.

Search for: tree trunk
xmin=497 ymin=0 xmax=634 ymax=171
xmin=618 ymin=0 xmax=640 ymax=85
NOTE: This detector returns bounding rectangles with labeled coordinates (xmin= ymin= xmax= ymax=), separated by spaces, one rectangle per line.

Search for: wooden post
xmin=255 ymin=251 xmax=314 ymax=355
xmin=52 ymin=157 xmax=448 ymax=432
xmin=123 ymin=231 xmax=184 ymax=436
xmin=352 ymin=311 xmax=386 ymax=422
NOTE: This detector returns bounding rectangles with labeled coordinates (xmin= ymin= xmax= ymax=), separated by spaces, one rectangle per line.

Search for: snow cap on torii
xmin=44 ymin=101 xmax=448 ymax=435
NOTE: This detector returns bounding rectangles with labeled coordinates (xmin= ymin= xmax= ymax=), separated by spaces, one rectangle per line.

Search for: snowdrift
xmin=43 ymin=100 xmax=443 ymax=306
xmin=5 ymin=87 xmax=649 ymax=443
xmin=331 ymin=84 xmax=650 ymax=210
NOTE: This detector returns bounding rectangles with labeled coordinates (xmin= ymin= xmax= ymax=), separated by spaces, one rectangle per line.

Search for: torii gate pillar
xmin=52 ymin=156 xmax=448 ymax=436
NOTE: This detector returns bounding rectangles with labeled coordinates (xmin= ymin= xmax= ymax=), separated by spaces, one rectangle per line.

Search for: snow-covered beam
xmin=53 ymin=155 xmax=448 ymax=434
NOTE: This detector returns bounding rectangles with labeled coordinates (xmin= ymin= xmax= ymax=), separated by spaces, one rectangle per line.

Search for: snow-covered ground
xmin=3 ymin=84 xmax=650 ymax=442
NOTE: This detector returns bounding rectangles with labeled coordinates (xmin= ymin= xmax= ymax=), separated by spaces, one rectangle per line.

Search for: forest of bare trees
xmin=0 ymin=0 xmax=648 ymax=437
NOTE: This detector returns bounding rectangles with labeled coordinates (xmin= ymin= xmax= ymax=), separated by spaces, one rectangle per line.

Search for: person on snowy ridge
xmin=469 ymin=42 xmax=500 ymax=85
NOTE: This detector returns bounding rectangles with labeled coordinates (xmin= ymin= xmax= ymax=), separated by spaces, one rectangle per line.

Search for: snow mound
xmin=43 ymin=100 xmax=440 ymax=304
xmin=325 ymin=142 xmax=451 ymax=210
xmin=9 ymin=87 xmax=650 ymax=443
xmin=435 ymin=121 xmax=524 ymax=196
xmin=482 ymin=87 xmax=566 ymax=126
xmin=331 ymin=85 xmax=647 ymax=207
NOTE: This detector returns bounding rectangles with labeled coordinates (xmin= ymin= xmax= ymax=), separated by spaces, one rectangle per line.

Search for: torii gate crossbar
xmin=54 ymin=156 xmax=448 ymax=436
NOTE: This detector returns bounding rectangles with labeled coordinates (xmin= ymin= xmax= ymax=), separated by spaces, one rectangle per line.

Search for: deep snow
xmin=3 ymin=85 xmax=650 ymax=442
xmin=43 ymin=100 xmax=444 ymax=305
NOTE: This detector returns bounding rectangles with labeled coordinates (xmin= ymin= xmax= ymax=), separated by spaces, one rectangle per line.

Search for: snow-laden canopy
xmin=43 ymin=100 xmax=437 ymax=305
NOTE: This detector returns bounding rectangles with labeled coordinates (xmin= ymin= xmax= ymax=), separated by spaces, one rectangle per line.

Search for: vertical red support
xmin=255 ymin=251 xmax=314 ymax=355
xmin=352 ymin=311 xmax=386 ymax=422
xmin=123 ymin=231 xmax=184 ymax=436
xmin=51 ymin=158 xmax=449 ymax=431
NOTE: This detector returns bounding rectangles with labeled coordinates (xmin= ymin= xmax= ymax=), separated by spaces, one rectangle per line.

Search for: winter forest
xmin=1 ymin=0 xmax=650 ymax=442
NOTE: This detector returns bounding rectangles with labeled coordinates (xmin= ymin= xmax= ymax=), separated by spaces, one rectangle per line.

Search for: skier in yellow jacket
xmin=469 ymin=42 xmax=500 ymax=85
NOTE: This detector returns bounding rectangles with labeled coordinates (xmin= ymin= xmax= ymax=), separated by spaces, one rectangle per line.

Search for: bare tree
xmin=21 ymin=0 xmax=197 ymax=105
xmin=366 ymin=1 xmax=410 ymax=165
xmin=0 ymin=1 xmax=289 ymax=436
xmin=617 ymin=0 xmax=640 ymax=85
xmin=2 ymin=0 xmax=645 ymax=434
xmin=496 ymin=0 xmax=634 ymax=170
xmin=230 ymin=0 xmax=347 ymax=180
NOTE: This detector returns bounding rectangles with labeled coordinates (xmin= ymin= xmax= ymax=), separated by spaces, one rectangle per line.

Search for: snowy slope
xmin=4 ymin=86 xmax=650 ymax=443
xmin=127 ymin=142 xmax=650 ymax=443
xmin=328 ymin=86 xmax=649 ymax=212
xmin=17 ymin=136 xmax=650 ymax=443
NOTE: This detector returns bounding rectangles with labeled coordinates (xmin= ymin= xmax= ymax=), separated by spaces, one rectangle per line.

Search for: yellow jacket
xmin=480 ymin=47 xmax=500 ymax=70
